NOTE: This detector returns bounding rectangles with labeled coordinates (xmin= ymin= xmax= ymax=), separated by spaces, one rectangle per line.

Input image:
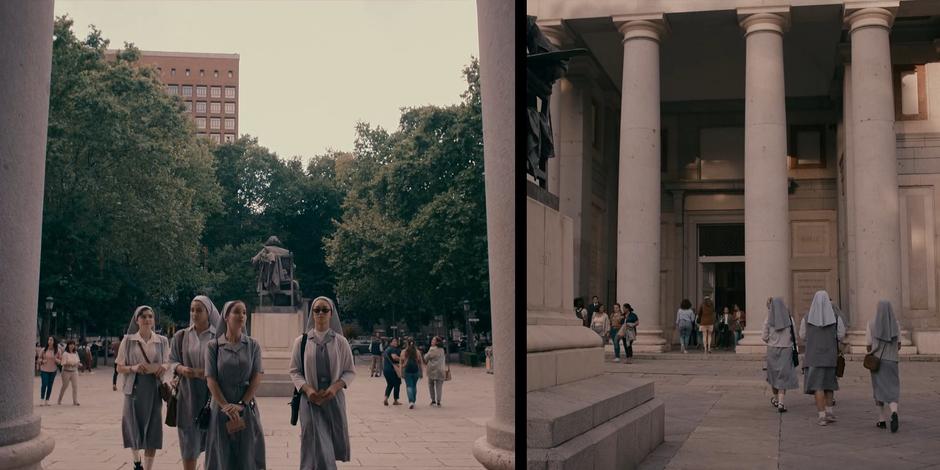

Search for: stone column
xmin=0 ymin=1 xmax=57 ymax=469
xmin=844 ymin=3 xmax=903 ymax=352
xmin=736 ymin=8 xmax=791 ymax=354
xmin=472 ymin=1 xmax=513 ymax=468
xmin=613 ymin=14 xmax=668 ymax=352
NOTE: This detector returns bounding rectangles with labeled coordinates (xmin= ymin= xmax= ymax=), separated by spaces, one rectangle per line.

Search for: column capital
xmin=844 ymin=2 xmax=899 ymax=33
xmin=737 ymin=7 xmax=790 ymax=37
xmin=537 ymin=18 xmax=577 ymax=49
xmin=612 ymin=13 xmax=668 ymax=44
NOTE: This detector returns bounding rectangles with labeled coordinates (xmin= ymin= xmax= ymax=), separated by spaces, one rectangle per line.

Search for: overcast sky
xmin=54 ymin=0 xmax=480 ymax=162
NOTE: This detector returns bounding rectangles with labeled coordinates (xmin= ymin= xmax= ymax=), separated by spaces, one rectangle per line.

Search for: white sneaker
xmin=683 ymin=350 xmax=688 ymax=354
xmin=613 ymin=358 xmax=620 ymax=362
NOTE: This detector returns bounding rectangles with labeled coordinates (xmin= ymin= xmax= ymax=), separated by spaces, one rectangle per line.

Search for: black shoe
xmin=776 ymin=403 xmax=787 ymax=413
xmin=876 ymin=421 xmax=887 ymax=429
xmin=891 ymin=412 xmax=899 ymax=433
xmin=134 ymin=462 xmax=143 ymax=470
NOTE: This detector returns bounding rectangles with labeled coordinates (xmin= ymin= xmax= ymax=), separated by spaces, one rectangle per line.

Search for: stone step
xmin=604 ymin=349 xmax=940 ymax=362
xmin=528 ymin=373 xmax=655 ymax=449
xmin=527 ymin=397 xmax=665 ymax=470
xmin=256 ymin=373 xmax=295 ymax=397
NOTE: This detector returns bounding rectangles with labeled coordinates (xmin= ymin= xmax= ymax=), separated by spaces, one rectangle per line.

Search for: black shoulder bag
xmin=289 ymin=334 xmax=307 ymax=426
xmin=195 ymin=340 xmax=216 ymax=431
xmin=788 ymin=319 xmax=799 ymax=367
xmin=835 ymin=317 xmax=846 ymax=377
xmin=165 ymin=329 xmax=184 ymax=427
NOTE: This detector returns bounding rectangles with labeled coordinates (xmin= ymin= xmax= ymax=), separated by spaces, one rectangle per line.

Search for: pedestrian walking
xmin=400 ymin=339 xmax=426 ymax=409
xmin=168 ymin=295 xmax=221 ymax=470
xmin=78 ymin=338 xmax=93 ymax=373
xmin=800 ymin=290 xmax=845 ymax=426
xmin=590 ymin=304 xmax=611 ymax=344
xmin=57 ymin=340 xmax=81 ymax=406
xmin=733 ymin=304 xmax=746 ymax=346
xmin=382 ymin=338 xmax=402 ymax=406
xmin=204 ymin=300 xmax=266 ymax=470
xmin=763 ymin=297 xmax=798 ymax=412
xmin=610 ymin=304 xmax=625 ymax=362
xmin=675 ymin=300 xmax=696 ymax=354
xmin=867 ymin=300 xmax=902 ymax=433
xmin=618 ymin=304 xmax=639 ymax=362
xmin=116 ymin=306 xmax=170 ymax=470
xmin=369 ymin=333 xmax=382 ymax=377
xmin=697 ymin=297 xmax=716 ymax=354
xmin=423 ymin=336 xmax=447 ymax=406
xmin=112 ymin=338 xmax=121 ymax=391
xmin=37 ymin=336 xmax=61 ymax=406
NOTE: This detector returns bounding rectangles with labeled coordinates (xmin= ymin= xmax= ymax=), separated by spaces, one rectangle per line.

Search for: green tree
xmin=325 ymin=58 xmax=488 ymax=331
xmin=40 ymin=17 xmax=221 ymax=335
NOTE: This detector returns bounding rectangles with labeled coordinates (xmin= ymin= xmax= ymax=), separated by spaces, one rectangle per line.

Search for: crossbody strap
xmin=137 ymin=341 xmax=152 ymax=364
xmin=300 ymin=334 xmax=307 ymax=379
xmin=788 ymin=318 xmax=797 ymax=351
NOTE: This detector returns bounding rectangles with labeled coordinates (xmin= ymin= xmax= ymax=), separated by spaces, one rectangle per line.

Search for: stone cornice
xmin=612 ymin=13 xmax=669 ymax=44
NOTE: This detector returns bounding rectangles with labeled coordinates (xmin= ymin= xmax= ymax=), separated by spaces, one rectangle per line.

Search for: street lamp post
xmin=51 ymin=310 xmax=57 ymax=337
xmin=42 ymin=296 xmax=53 ymax=340
xmin=462 ymin=300 xmax=473 ymax=353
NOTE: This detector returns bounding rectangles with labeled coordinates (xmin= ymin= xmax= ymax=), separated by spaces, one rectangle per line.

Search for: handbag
xmin=788 ymin=320 xmax=799 ymax=368
xmin=165 ymin=330 xmax=184 ymax=427
xmin=863 ymin=341 xmax=887 ymax=372
xmin=289 ymin=333 xmax=307 ymax=426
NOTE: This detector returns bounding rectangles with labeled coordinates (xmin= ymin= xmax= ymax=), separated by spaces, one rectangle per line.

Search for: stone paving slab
xmin=33 ymin=358 xmax=492 ymax=469
xmin=607 ymin=353 xmax=940 ymax=470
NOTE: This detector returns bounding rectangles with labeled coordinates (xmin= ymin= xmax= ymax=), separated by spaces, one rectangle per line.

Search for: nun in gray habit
xmin=762 ymin=297 xmax=798 ymax=412
xmin=116 ymin=306 xmax=170 ymax=470
xmin=288 ymin=296 xmax=356 ymax=470
xmin=867 ymin=300 xmax=902 ymax=432
xmin=800 ymin=290 xmax=845 ymax=426
xmin=168 ymin=295 xmax=221 ymax=466
xmin=204 ymin=301 xmax=266 ymax=470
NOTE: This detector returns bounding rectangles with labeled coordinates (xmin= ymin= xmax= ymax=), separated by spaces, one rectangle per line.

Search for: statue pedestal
xmin=251 ymin=305 xmax=306 ymax=397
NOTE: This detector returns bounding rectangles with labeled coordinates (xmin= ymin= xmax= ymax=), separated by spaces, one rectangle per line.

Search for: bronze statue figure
xmin=251 ymin=235 xmax=295 ymax=306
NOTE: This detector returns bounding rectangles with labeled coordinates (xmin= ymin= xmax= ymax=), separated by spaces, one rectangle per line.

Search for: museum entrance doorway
xmin=697 ymin=223 xmax=746 ymax=313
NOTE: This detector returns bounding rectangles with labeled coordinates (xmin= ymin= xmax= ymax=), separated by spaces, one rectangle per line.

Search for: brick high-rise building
xmin=110 ymin=50 xmax=240 ymax=143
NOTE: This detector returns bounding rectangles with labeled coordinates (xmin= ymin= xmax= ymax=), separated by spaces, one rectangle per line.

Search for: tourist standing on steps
xmin=619 ymin=304 xmax=639 ymax=362
xmin=675 ymin=300 xmax=696 ymax=354
xmin=800 ymin=290 xmax=844 ymax=426
xmin=57 ymin=340 xmax=81 ymax=406
xmin=168 ymin=295 xmax=220 ymax=470
xmin=37 ymin=336 xmax=61 ymax=406
xmin=867 ymin=300 xmax=903 ymax=433
xmin=288 ymin=296 xmax=355 ymax=469
xmin=610 ymin=304 xmax=625 ymax=362
xmin=400 ymin=339 xmax=425 ymax=409
xmin=205 ymin=300 xmax=266 ymax=470
xmin=697 ymin=297 xmax=716 ymax=354
xmin=423 ymin=336 xmax=447 ymax=406
xmin=382 ymin=338 xmax=402 ymax=406
xmin=763 ymin=297 xmax=798 ymax=412
xmin=116 ymin=306 xmax=170 ymax=470
xmin=590 ymin=303 xmax=611 ymax=345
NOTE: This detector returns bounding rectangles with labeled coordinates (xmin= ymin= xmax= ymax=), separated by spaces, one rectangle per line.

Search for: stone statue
xmin=251 ymin=235 xmax=294 ymax=306
xmin=526 ymin=16 xmax=586 ymax=186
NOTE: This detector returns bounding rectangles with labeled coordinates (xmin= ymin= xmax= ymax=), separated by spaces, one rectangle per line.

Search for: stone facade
xmin=530 ymin=0 xmax=940 ymax=359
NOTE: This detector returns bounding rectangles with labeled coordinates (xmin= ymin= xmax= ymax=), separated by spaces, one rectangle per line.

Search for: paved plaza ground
xmin=34 ymin=356 xmax=492 ymax=470
xmin=601 ymin=349 xmax=940 ymax=470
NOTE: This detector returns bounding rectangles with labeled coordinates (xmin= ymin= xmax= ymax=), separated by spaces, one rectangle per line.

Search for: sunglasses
xmin=312 ymin=308 xmax=332 ymax=314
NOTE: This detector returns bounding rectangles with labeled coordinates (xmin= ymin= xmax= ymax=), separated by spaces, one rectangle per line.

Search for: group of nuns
xmin=115 ymin=295 xmax=355 ymax=470
xmin=762 ymin=290 xmax=903 ymax=432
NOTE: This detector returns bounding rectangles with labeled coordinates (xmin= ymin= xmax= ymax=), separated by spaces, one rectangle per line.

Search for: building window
xmin=183 ymin=101 xmax=193 ymax=112
xmin=210 ymin=134 xmax=221 ymax=143
xmin=185 ymin=68 xmax=191 ymax=77
xmin=894 ymin=64 xmax=927 ymax=121
xmin=171 ymin=68 xmax=176 ymax=76
xmin=182 ymin=85 xmax=193 ymax=97
xmin=167 ymin=84 xmax=178 ymax=95
xmin=210 ymin=118 xmax=221 ymax=130
xmin=196 ymin=101 xmax=207 ymax=113
xmin=211 ymin=86 xmax=222 ymax=98
xmin=196 ymin=86 xmax=207 ymax=97
xmin=196 ymin=117 xmax=206 ymax=130
xmin=788 ymin=125 xmax=826 ymax=169
xmin=225 ymin=86 xmax=236 ymax=98
xmin=197 ymin=133 xmax=207 ymax=139
xmin=214 ymin=70 xmax=219 ymax=78
xmin=228 ymin=70 xmax=233 ymax=78
xmin=156 ymin=67 xmax=162 ymax=75
xmin=224 ymin=118 xmax=235 ymax=130
xmin=200 ymin=69 xmax=205 ymax=77
xmin=224 ymin=134 xmax=235 ymax=143
xmin=210 ymin=102 xmax=221 ymax=114
xmin=224 ymin=102 xmax=236 ymax=114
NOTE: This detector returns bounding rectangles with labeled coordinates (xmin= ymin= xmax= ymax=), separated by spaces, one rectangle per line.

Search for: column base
xmin=912 ymin=330 xmax=940 ymax=354
xmin=734 ymin=331 xmax=769 ymax=354
xmin=0 ymin=431 xmax=54 ymax=470
xmin=632 ymin=329 xmax=669 ymax=353
xmin=847 ymin=330 xmax=918 ymax=355
xmin=472 ymin=436 xmax=514 ymax=470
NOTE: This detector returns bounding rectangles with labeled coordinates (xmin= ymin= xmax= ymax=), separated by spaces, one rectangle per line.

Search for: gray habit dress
xmin=868 ymin=302 xmax=901 ymax=403
xmin=119 ymin=333 xmax=170 ymax=450
xmin=289 ymin=329 xmax=356 ymax=470
xmin=169 ymin=323 xmax=217 ymax=459
xmin=204 ymin=334 xmax=266 ymax=470
xmin=803 ymin=321 xmax=840 ymax=394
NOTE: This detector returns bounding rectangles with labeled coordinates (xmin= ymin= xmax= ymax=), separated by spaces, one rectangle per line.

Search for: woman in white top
xmin=590 ymin=303 xmax=611 ymax=344
xmin=762 ymin=297 xmax=798 ymax=412
xmin=57 ymin=340 xmax=81 ymax=405
xmin=867 ymin=300 xmax=902 ymax=433
xmin=675 ymin=299 xmax=696 ymax=354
